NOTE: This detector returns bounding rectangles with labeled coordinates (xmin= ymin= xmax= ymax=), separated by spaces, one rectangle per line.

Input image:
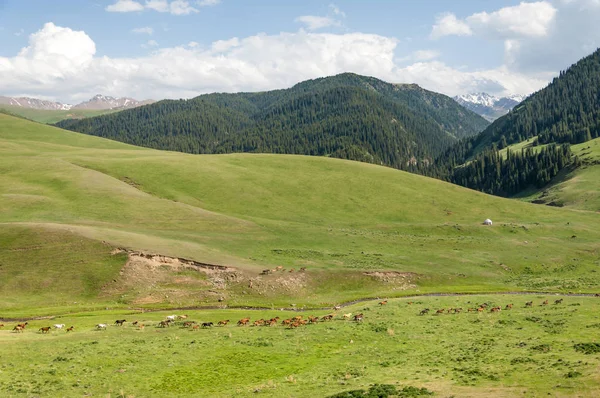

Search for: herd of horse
xmin=1 ymin=298 xmax=569 ymax=335
xmin=0 ymin=322 xmax=75 ymax=334
xmin=417 ymin=298 xmax=566 ymax=316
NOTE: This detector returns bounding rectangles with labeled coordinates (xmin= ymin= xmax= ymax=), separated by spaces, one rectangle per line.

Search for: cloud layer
xmin=2 ymin=1 xmax=600 ymax=103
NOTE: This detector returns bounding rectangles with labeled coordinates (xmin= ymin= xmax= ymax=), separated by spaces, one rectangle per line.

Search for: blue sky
xmin=1 ymin=0 xmax=599 ymax=103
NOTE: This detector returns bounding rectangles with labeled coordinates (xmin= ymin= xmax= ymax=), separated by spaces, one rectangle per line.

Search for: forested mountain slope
xmin=429 ymin=48 xmax=600 ymax=198
xmin=56 ymin=73 xmax=488 ymax=170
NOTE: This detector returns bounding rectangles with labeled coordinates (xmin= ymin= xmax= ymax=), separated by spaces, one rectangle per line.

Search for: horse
xmin=419 ymin=308 xmax=430 ymax=315
xmin=505 ymin=304 xmax=513 ymax=310
xmin=237 ymin=318 xmax=250 ymax=326
xmin=0 ymin=324 xmax=4 ymax=329
xmin=201 ymin=322 xmax=214 ymax=328
xmin=66 ymin=326 xmax=74 ymax=332
xmin=17 ymin=322 xmax=28 ymax=329
xmin=137 ymin=324 xmax=145 ymax=330
xmin=13 ymin=325 xmax=24 ymax=333
xmin=542 ymin=300 xmax=549 ymax=306
xmin=378 ymin=300 xmax=388 ymax=306
xmin=178 ymin=315 xmax=188 ymax=320
xmin=114 ymin=319 xmax=126 ymax=326
xmin=525 ymin=301 xmax=533 ymax=307
xmin=218 ymin=320 xmax=230 ymax=326
xmin=39 ymin=326 xmax=51 ymax=334
xmin=333 ymin=305 xmax=341 ymax=311
xmin=321 ymin=314 xmax=334 ymax=321
xmin=342 ymin=313 xmax=352 ymax=320
xmin=353 ymin=313 xmax=364 ymax=322
xmin=166 ymin=315 xmax=177 ymax=321
xmin=96 ymin=324 xmax=107 ymax=330
xmin=53 ymin=324 xmax=65 ymax=329
xmin=554 ymin=299 xmax=564 ymax=305
xmin=435 ymin=309 xmax=445 ymax=314
xmin=158 ymin=321 xmax=170 ymax=328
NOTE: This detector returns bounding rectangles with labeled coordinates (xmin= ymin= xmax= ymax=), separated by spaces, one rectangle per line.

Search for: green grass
xmin=0 ymin=105 xmax=116 ymax=124
xmin=2 ymin=113 xmax=600 ymax=314
xmin=2 ymin=295 xmax=600 ymax=397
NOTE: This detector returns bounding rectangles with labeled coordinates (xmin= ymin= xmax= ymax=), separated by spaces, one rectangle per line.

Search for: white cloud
xmin=0 ymin=22 xmax=551 ymax=104
xmin=14 ymin=28 xmax=25 ymax=36
xmin=107 ymin=0 xmax=199 ymax=15
xmin=430 ymin=13 xmax=472 ymax=39
xmin=295 ymin=16 xmax=342 ymax=31
xmin=169 ymin=0 xmax=198 ymax=15
xmin=432 ymin=2 xmax=557 ymax=40
xmin=197 ymin=0 xmax=221 ymax=5
xmin=466 ymin=2 xmax=557 ymax=39
xmin=106 ymin=0 xmax=144 ymax=12
xmin=132 ymin=27 xmax=154 ymax=35
xmin=142 ymin=40 xmax=159 ymax=48
xmin=412 ymin=50 xmax=440 ymax=61
xmin=329 ymin=4 xmax=346 ymax=18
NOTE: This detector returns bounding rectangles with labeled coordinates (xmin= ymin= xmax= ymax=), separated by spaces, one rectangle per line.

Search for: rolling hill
xmin=56 ymin=73 xmax=489 ymax=170
xmin=2 ymin=113 xmax=600 ymax=313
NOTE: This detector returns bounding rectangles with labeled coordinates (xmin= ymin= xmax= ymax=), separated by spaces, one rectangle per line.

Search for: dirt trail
xmin=2 ymin=291 xmax=598 ymax=322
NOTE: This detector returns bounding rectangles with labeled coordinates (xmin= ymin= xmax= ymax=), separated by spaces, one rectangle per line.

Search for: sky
xmin=0 ymin=0 xmax=599 ymax=104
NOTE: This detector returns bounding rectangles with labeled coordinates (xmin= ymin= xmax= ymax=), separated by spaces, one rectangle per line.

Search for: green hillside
xmin=2 ymin=113 xmax=600 ymax=314
xmin=430 ymin=48 xmax=600 ymax=198
xmin=0 ymin=105 xmax=116 ymax=124
xmin=56 ymin=73 xmax=489 ymax=170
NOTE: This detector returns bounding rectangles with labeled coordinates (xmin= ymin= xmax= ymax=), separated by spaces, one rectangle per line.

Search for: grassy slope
xmin=2 ymin=113 xmax=600 ymax=313
xmin=0 ymin=105 xmax=115 ymax=124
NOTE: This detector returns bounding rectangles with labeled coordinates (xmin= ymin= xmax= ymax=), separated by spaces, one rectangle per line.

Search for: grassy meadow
xmin=2 ymin=295 xmax=600 ymax=397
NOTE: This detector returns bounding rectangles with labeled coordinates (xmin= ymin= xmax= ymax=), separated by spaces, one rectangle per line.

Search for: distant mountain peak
xmin=72 ymin=95 xmax=154 ymax=110
xmin=0 ymin=94 xmax=155 ymax=112
xmin=454 ymin=92 xmax=525 ymax=122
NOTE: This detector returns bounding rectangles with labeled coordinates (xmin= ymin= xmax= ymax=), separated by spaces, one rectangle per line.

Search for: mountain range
xmin=453 ymin=93 xmax=524 ymax=121
xmin=56 ymin=73 xmax=489 ymax=171
xmin=0 ymin=94 xmax=154 ymax=111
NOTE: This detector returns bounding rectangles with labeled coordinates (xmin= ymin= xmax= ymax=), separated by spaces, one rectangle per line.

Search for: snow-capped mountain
xmin=0 ymin=96 xmax=72 ymax=110
xmin=454 ymin=93 xmax=525 ymax=122
xmin=72 ymin=94 xmax=155 ymax=110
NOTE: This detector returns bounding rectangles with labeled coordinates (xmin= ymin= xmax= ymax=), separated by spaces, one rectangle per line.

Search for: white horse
xmin=95 ymin=323 xmax=107 ymax=330
xmin=53 ymin=324 xmax=65 ymax=329
xmin=166 ymin=315 xmax=177 ymax=321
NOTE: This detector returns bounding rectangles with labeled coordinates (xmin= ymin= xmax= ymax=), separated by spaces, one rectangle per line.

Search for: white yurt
xmin=483 ymin=219 xmax=493 ymax=226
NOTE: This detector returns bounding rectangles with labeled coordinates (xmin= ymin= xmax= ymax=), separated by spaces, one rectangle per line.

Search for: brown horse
xmin=39 ymin=327 xmax=51 ymax=334
xmin=542 ymin=300 xmax=549 ymax=306
xmin=379 ymin=300 xmax=388 ymax=306
xmin=13 ymin=325 xmax=24 ymax=333
xmin=66 ymin=326 xmax=74 ymax=332
xmin=237 ymin=318 xmax=250 ymax=326
xmin=218 ymin=320 xmax=230 ymax=326
xmin=505 ymin=304 xmax=513 ymax=310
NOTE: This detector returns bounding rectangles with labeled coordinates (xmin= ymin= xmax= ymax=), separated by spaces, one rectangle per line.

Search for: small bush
xmin=530 ymin=344 xmax=551 ymax=353
xmin=327 ymin=384 xmax=434 ymax=398
xmin=564 ymin=371 xmax=582 ymax=378
xmin=574 ymin=343 xmax=600 ymax=354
